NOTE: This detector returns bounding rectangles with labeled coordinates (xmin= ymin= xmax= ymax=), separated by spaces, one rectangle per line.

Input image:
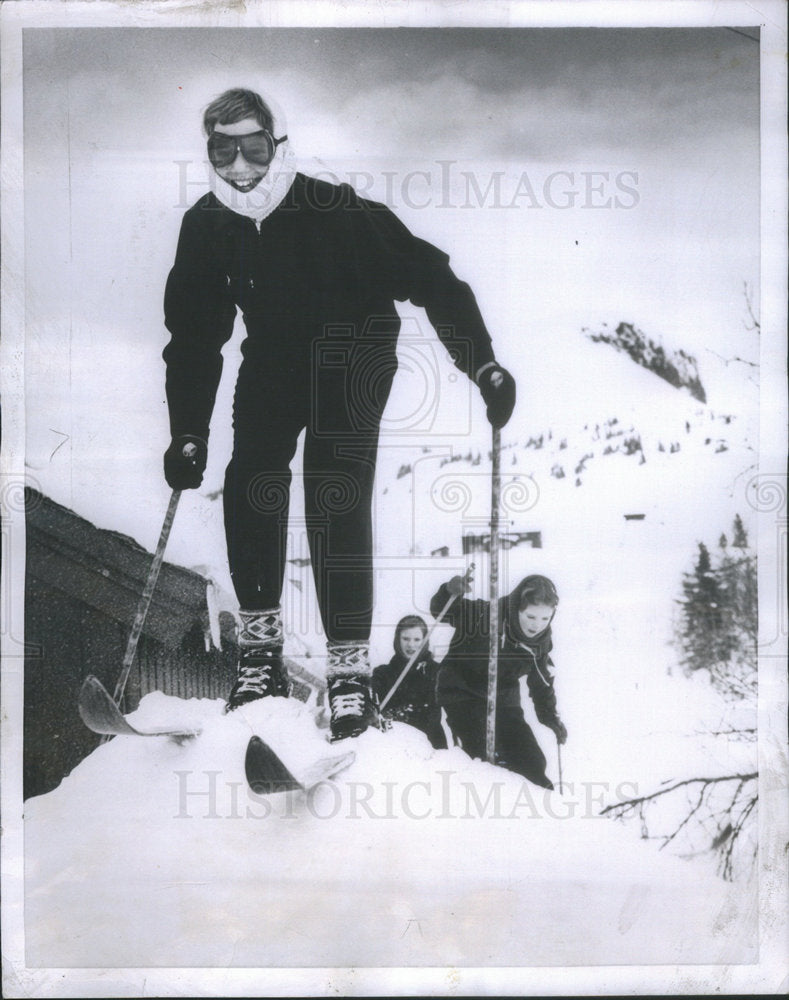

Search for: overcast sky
xmin=19 ymin=25 xmax=762 ymax=542
xmin=25 ymin=27 xmax=758 ymax=161
xmin=23 ymin=26 xmax=760 ymax=333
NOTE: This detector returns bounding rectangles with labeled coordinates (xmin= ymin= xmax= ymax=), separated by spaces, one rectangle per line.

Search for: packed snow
xmin=25 ymin=689 xmax=756 ymax=968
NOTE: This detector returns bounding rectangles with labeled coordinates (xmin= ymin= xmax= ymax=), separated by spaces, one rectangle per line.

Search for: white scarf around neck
xmin=211 ymin=140 xmax=297 ymax=227
xmin=209 ymin=97 xmax=297 ymax=227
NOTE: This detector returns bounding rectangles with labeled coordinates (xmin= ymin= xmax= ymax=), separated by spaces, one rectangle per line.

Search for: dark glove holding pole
xmin=478 ymin=363 xmax=516 ymax=428
xmin=551 ymin=719 xmax=568 ymax=745
xmin=163 ymin=435 xmax=208 ymax=490
xmin=446 ymin=569 xmax=474 ymax=597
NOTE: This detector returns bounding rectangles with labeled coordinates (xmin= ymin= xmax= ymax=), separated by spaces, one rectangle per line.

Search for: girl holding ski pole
xmin=372 ymin=616 xmax=447 ymax=750
xmin=431 ymin=573 xmax=567 ymax=789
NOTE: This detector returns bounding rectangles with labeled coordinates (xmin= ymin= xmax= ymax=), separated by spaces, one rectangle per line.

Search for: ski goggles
xmin=206 ymin=129 xmax=288 ymax=168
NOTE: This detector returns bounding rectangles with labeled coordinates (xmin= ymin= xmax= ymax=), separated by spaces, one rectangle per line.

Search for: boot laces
xmin=330 ymin=689 xmax=366 ymax=719
xmin=235 ymin=652 xmax=281 ymax=695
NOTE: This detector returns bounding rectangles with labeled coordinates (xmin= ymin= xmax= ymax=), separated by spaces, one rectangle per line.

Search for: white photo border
xmin=1 ymin=1 xmax=786 ymax=996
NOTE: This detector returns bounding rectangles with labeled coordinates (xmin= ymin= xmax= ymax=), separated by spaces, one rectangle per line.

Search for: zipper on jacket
xmin=501 ymin=632 xmax=553 ymax=688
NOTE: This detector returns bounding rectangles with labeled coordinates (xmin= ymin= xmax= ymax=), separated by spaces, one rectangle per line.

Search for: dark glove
xmin=478 ymin=363 xmax=516 ymax=428
xmin=446 ymin=574 xmax=473 ymax=597
xmin=164 ymin=435 xmax=207 ymax=490
xmin=550 ymin=719 xmax=568 ymax=745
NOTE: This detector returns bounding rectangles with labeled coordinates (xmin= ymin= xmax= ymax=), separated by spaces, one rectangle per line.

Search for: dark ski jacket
xmin=372 ymin=650 xmax=447 ymax=750
xmin=430 ymin=579 xmax=561 ymax=727
xmin=163 ymin=173 xmax=496 ymax=440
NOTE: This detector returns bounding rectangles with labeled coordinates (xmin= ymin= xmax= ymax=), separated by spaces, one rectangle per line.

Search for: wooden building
xmin=23 ymin=489 xmax=323 ymax=799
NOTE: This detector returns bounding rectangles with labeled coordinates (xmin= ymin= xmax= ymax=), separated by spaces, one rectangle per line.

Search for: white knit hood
xmin=209 ymin=94 xmax=297 ymax=227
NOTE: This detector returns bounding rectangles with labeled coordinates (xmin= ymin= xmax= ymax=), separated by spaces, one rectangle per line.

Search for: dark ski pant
xmin=223 ymin=352 xmax=393 ymax=645
xmin=444 ymin=700 xmax=554 ymax=789
xmin=384 ymin=708 xmax=448 ymax=751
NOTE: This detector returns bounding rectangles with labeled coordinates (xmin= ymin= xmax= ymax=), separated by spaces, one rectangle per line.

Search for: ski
xmin=245 ymin=734 xmax=355 ymax=795
xmin=78 ymin=674 xmax=201 ymax=742
xmin=79 ymin=676 xmax=355 ymax=792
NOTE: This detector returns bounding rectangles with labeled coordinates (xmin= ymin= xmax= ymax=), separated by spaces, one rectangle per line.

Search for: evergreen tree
xmin=678 ymin=543 xmax=720 ymax=675
xmin=617 ymin=515 xmax=759 ymax=881
xmin=714 ymin=517 xmax=757 ymax=699
xmin=732 ymin=513 xmax=748 ymax=549
xmin=675 ymin=521 xmax=757 ymax=699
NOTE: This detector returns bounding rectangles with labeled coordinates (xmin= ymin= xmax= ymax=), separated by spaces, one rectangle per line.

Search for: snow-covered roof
xmin=25 ymin=487 xmax=214 ymax=648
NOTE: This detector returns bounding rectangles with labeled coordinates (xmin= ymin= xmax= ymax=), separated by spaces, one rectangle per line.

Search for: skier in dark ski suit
xmin=431 ymin=573 xmax=567 ymax=788
xmin=162 ymin=88 xmax=516 ymax=741
xmin=372 ymin=615 xmax=447 ymax=750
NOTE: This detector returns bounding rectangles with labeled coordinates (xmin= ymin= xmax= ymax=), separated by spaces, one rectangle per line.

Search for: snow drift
xmin=24 ymin=692 xmax=757 ymax=968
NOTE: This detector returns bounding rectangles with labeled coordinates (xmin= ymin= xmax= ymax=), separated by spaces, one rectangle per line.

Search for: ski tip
xmin=245 ymin=735 xmax=303 ymax=795
xmin=299 ymin=749 xmax=356 ymax=790
xmin=81 ymin=673 xmax=108 ymax=696
xmin=78 ymin=674 xmax=123 ymax=735
xmin=78 ymin=674 xmax=201 ymax=740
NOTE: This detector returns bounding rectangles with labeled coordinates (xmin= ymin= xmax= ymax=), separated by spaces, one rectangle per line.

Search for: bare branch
xmin=720 ymin=794 xmax=758 ymax=879
xmin=603 ymin=773 xmax=758 ymax=881
xmin=743 ymin=280 xmax=761 ymax=332
xmin=705 ymin=347 xmax=759 ymax=370
xmin=600 ymin=772 xmax=758 ymax=817
xmin=660 ymin=784 xmax=707 ymax=849
xmin=699 ymin=728 xmax=756 ymax=738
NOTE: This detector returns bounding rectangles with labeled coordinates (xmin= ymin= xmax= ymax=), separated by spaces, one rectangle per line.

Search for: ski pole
xmin=111 ymin=488 xmax=182 ymax=708
xmin=556 ymin=740 xmax=564 ymax=794
xmin=486 ymin=425 xmax=502 ymax=764
xmin=379 ymin=563 xmax=475 ymax=712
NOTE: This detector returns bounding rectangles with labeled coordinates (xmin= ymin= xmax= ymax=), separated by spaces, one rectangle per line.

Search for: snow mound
xmin=24 ymin=693 xmax=756 ymax=968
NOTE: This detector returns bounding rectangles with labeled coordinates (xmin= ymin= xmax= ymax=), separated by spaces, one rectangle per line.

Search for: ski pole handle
xmin=112 ymin=489 xmax=182 ymax=706
xmin=379 ymin=563 xmax=474 ymax=712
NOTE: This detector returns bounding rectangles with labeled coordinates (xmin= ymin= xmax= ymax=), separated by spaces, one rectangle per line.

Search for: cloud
xmin=320 ymin=32 xmax=758 ymax=164
xmin=23 ymin=26 xmax=758 ymax=167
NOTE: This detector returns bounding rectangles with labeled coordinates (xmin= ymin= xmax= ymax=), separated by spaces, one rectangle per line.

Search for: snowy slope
xmin=153 ymin=319 xmax=757 ymax=657
xmin=24 ymin=693 xmax=756 ymax=968
xmin=23 ymin=310 xmax=761 ymax=970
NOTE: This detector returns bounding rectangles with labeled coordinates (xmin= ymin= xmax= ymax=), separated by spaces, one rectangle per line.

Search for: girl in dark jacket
xmin=371 ymin=616 xmax=447 ymax=750
xmin=430 ymin=574 xmax=567 ymax=789
xmin=161 ymin=87 xmax=516 ymax=741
